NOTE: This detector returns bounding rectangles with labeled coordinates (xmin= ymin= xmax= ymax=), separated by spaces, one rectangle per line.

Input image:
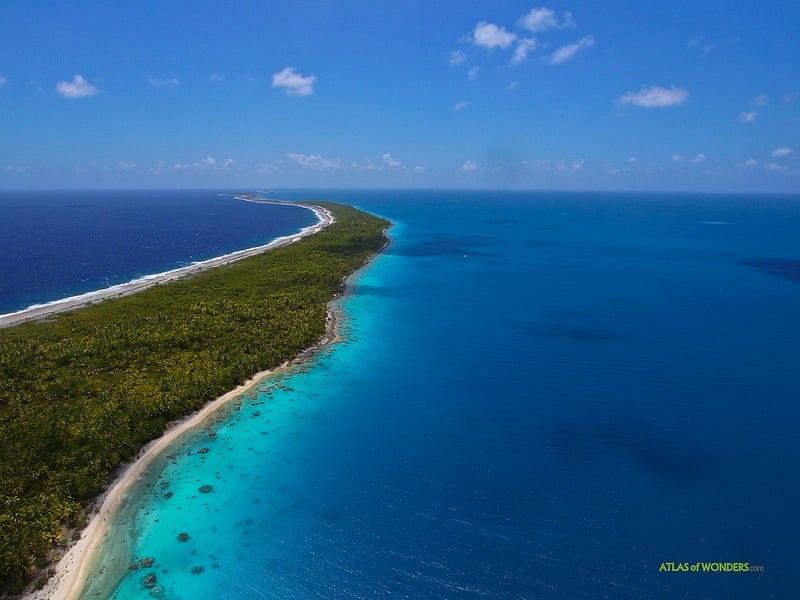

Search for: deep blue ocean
xmin=0 ymin=190 xmax=317 ymax=315
xmin=7 ymin=190 xmax=799 ymax=599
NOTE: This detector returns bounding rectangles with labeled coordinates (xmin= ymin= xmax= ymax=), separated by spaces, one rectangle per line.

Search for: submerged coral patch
xmin=739 ymin=257 xmax=800 ymax=282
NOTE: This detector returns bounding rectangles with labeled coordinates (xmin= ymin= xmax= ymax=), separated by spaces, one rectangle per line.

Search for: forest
xmin=0 ymin=202 xmax=390 ymax=595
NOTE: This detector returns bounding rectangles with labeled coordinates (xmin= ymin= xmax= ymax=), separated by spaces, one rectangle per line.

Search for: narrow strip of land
xmin=2 ymin=201 xmax=389 ymax=598
xmin=0 ymin=202 xmax=333 ymax=329
xmin=27 ymin=200 xmax=345 ymax=600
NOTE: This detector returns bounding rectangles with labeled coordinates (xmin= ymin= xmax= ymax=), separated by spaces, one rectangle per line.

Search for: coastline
xmin=0 ymin=201 xmax=333 ymax=330
xmin=20 ymin=205 xmax=390 ymax=600
xmin=25 ymin=306 xmax=341 ymax=600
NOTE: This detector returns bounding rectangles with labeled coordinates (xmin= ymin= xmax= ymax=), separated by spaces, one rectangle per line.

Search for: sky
xmin=1 ymin=0 xmax=798 ymax=192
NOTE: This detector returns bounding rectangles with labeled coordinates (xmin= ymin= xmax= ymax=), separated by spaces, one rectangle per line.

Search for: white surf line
xmin=0 ymin=201 xmax=334 ymax=329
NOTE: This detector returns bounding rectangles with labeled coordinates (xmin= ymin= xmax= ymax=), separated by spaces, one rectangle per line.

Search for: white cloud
xmin=460 ymin=160 xmax=479 ymax=172
xmin=512 ymin=38 xmax=539 ymax=64
xmin=738 ymin=158 xmax=758 ymax=168
xmin=146 ymin=161 xmax=168 ymax=174
xmin=222 ymin=158 xmax=235 ymax=167
xmin=547 ymin=35 xmax=595 ymax=65
xmin=148 ymin=77 xmax=179 ymax=87
xmin=617 ymin=85 xmax=689 ymax=108
xmin=449 ymin=50 xmax=467 ymax=66
xmin=172 ymin=156 xmax=224 ymax=171
xmin=256 ymin=161 xmax=280 ymax=173
xmin=751 ymin=93 xmax=769 ymax=107
xmin=0 ymin=76 xmax=6 ymax=87
xmin=287 ymin=152 xmax=341 ymax=169
xmin=382 ymin=153 xmax=405 ymax=168
xmin=689 ymin=153 xmax=706 ymax=163
xmin=272 ymin=67 xmax=316 ymax=96
xmin=554 ymin=158 xmax=585 ymax=172
xmin=414 ymin=165 xmax=426 ymax=172
xmin=4 ymin=165 xmax=27 ymax=172
xmin=352 ymin=159 xmax=379 ymax=171
xmin=472 ymin=22 xmax=517 ymax=49
xmin=772 ymin=146 xmax=793 ymax=157
xmin=55 ymin=74 xmax=99 ymax=99
xmin=738 ymin=111 xmax=757 ymax=123
xmin=519 ymin=7 xmax=574 ymax=32
xmin=628 ymin=157 xmax=638 ymax=163
xmin=209 ymin=73 xmax=225 ymax=82
xmin=468 ymin=66 xmax=480 ymax=80
xmin=688 ymin=35 xmax=715 ymax=53
xmin=766 ymin=162 xmax=788 ymax=171
xmin=454 ymin=101 xmax=470 ymax=110
xmin=672 ymin=154 xmax=685 ymax=162
xmin=116 ymin=161 xmax=136 ymax=170
xmin=520 ymin=7 xmax=557 ymax=32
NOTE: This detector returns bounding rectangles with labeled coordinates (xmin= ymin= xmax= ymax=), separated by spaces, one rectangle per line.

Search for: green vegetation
xmin=0 ymin=203 xmax=389 ymax=595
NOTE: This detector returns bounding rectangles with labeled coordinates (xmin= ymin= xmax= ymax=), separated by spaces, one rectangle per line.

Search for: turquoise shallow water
xmin=81 ymin=190 xmax=799 ymax=599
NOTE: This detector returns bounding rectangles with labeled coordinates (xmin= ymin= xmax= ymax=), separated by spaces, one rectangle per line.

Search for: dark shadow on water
xmin=548 ymin=417 xmax=712 ymax=481
xmin=486 ymin=218 xmax=520 ymax=225
xmin=387 ymin=234 xmax=502 ymax=257
xmin=739 ymin=257 xmax=800 ymax=282
xmin=541 ymin=324 xmax=625 ymax=342
xmin=515 ymin=239 xmax=555 ymax=249
xmin=349 ymin=283 xmax=403 ymax=298
xmin=514 ymin=311 xmax=628 ymax=343
xmin=318 ymin=507 xmax=342 ymax=524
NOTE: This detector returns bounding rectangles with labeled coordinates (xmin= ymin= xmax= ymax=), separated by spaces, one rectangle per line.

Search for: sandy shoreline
xmin=0 ymin=200 xmax=333 ymax=329
xmin=19 ymin=199 xmax=337 ymax=600
xmin=26 ymin=311 xmax=340 ymax=600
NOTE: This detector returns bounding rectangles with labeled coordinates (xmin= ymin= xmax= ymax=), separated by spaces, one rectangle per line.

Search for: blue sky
xmin=1 ymin=1 xmax=798 ymax=192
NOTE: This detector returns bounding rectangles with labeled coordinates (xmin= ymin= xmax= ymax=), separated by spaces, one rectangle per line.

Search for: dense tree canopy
xmin=0 ymin=203 xmax=389 ymax=595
